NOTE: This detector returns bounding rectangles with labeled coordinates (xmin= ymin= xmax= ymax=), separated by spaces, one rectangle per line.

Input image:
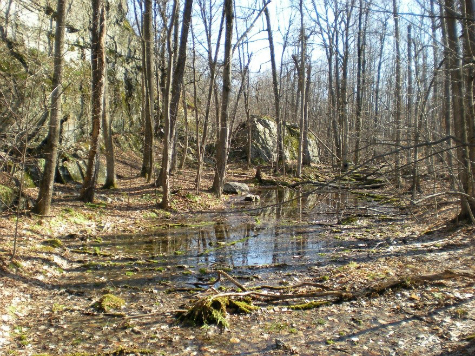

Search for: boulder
xmin=231 ymin=116 xmax=319 ymax=164
xmin=24 ymin=159 xmax=45 ymax=186
xmin=223 ymin=182 xmax=250 ymax=195
xmin=243 ymin=194 xmax=260 ymax=202
xmin=0 ymin=184 xmax=15 ymax=212
xmin=58 ymin=161 xmax=84 ymax=183
xmin=57 ymin=158 xmax=106 ymax=185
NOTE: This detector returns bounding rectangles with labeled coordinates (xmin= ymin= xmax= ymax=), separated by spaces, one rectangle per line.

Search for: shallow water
xmin=65 ymin=187 xmax=397 ymax=290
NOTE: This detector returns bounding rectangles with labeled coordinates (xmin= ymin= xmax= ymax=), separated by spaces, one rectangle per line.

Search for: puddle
xmin=64 ymin=187 xmax=398 ymax=289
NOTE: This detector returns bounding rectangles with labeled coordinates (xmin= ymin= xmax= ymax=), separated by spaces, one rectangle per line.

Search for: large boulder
xmin=223 ymin=182 xmax=250 ymax=195
xmin=57 ymin=161 xmax=84 ymax=184
xmin=231 ymin=116 xmax=319 ymax=164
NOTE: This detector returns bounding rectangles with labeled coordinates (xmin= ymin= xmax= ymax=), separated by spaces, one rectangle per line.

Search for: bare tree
xmin=102 ymin=70 xmax=116 ymax=189
xmin=444 ymin=0 xmax=474 ymax=221
xmin=141 ymin=0 xmax=155 ymax=181
xmin=33 ymin=0 xmax=67 ymax=215
xmin=81 ymin=0 xmax=107 ymax=202
xmin=353 ymin=0 xmax=369 ymax=165
xmin=263 ymin=0 xmax=283 ymax=172
xmin=212 ymin=0 xmax=234 ymax=197
xmin=159 ymin=0 xmax=194 ymax=209
xmin=195 ymin=0 xmax=224 ymax=191
xmin=392 ymin=0 xmax=402 ymax=187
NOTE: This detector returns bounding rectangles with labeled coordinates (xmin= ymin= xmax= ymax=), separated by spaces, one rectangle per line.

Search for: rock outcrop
xmin=231 ymin=116 xmax=320 ymax=164
xmin=0 ymin=0 xmax=142 ymax=145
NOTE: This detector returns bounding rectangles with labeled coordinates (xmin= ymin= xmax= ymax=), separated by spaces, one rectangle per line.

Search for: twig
xmin=218 ymin=270 xmax=247 ymax=291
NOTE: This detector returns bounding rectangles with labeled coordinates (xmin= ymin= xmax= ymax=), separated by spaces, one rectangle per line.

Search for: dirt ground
xmin=0 ymin=152 xmax=474 ymax=356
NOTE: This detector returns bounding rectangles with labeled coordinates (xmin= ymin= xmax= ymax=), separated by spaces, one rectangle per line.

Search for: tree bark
xmin=212 ymin=0 xmax=234 ymax=197
xmin=180 ymin=86 xmax=189 ymax=170
xmin=438 ymin=0 xmax=455 ymax=189
xmin=81 ymin=0 xmax=107 ymax=203
xmin=263 ymin=1 xmax=283 ymax=171
xmin=141 ymin=0 xmax=155 ymax=181
xmin=392 ymin=0 xmax=402 ymax=187
xmin=302 ymin=64 xmax=311 ymax=166
xmin=102 ymin=69 xmax=117 ymax=189
xmin=33 ymin=0 xmax=67 ymax=215
xmin=445 ymin=0 xmax=474 ymax=221
xmin=195 ymin=3 xmax=225 ymax=191
xmin=296 ymin=0 xmax=306 ymax=177
xmin=159 ymin=0 xmax=194 ymax=209
xmin=354 ymin=0 xmax=368 ymax=165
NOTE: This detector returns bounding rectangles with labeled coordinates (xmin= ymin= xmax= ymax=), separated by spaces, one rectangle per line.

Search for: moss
xmin=105 ymin=346 xmax=154 ymax=355
xmin=178 ymin=295 xmax=259 ymax=328
xmin=289 ymin=300 xmax=329 ymax=310
xmin=0 ymin=184 xmax=15 ymax=207
xmin=42 ymin=238 xmax=63 ymax=248
xmin=228 ymin=299 xmax=259 ymax=314
xmin=465 ymin=333 xmax=475 ymax=340
xmin=340 ymin=216 xmax=358 ymax=225
xmin=93 ymin=294 xmax=125 ymax=312
xmin=14 ymin=171 xmax=36 ymax=188
xmin=352 ymin=191 xmax=398 ymax=204
xmin=178 ymin=296 xmax=229 ymax=328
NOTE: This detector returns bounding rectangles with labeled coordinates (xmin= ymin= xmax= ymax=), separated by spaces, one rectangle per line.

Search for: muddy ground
xmin=0 ymin=152 xmax=474 ymax=356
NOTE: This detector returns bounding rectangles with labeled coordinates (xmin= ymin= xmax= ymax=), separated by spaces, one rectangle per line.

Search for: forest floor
xmin=0 ymin=148 xmax=474 ymax=356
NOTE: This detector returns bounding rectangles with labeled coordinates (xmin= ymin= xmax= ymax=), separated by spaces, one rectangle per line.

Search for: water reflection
xmin=79 ymin=188 xmax=390 ymax=273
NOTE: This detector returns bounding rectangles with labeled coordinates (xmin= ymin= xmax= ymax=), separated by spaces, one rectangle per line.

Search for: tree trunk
xmin=33 ymin=0 xmax=67 ymax=215
xmin=461 ymin=0 xmax=475 ymax=211
xmin=340 ymin=3 xmax=353 ymax=171
xmin=445 ymin=0 xmax=474 ymax=221
xmin=159 ymin=0 xmax=194 ymax=209
xmin=354 ymin=0 xmax=367 ymax=165
xmin=296 ymin=0 xmax=306 ymax=177
xmin=102 ymin=70 xmax=116 ymax=189
xmin=392 ymin=0 xmax=402 ymax=187
xmin=263 ymin=1 xmax=283 ymax=171
xmin=438 ymin=0 xmax=455 ymax=189
xmin=212 ymin=0 xmax=234 ymax=196
xmin=81 ymin=0 xmax=107 ymax=203
xmin=302 ymin=64 xmax=311 ymax=166
xmin=180 ymin=86 xmax=189 ymax=170
xmin=141 ymin=0 xmax=155 ymax=181
xmin=195 ymin=5 xmax=225 ymax=191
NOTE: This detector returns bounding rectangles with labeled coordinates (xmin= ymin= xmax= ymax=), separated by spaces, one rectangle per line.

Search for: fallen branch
xmin=218 ymin=270 xmax=247 ymax=291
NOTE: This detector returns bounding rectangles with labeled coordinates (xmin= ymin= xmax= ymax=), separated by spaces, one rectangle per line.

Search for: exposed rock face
xmin=231 ymin=116 xmax=320 ymax=164
xmin=2 ymin=0 xmax=138 ymax=63
xmin=0 ymin=0 xmax=142 ymax=145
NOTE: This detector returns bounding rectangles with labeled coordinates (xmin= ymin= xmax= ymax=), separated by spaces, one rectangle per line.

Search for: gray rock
xmin=24 ymin=159 xmax=45 ymax=186
xmin=58 ymin=161 xmax=84 ymax=183
xmin=243 ymin=194 xmax=260 ymax=202
xmin=232 ymin=116 xmax=319 ymax=164
xmin=223 ymin=182 xmax=250 ymax=195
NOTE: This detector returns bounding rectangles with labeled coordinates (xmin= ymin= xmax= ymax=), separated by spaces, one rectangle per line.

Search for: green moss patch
xmin=93 ymin=294 xmax=125 ymax=313
xmin=178 ymin=296 xmax=259 ymax=328
xmin=41 ymin=238 xmax=63 ymax=248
